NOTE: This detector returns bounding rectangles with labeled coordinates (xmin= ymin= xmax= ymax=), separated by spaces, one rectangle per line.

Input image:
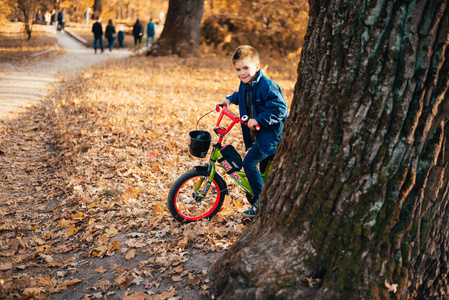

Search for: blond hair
xmin=232 ymin=45 xmax=259 ymax=64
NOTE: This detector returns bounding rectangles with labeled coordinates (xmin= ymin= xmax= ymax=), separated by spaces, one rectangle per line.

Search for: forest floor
xmin=0 ymin=22 xmax=297 ymax=299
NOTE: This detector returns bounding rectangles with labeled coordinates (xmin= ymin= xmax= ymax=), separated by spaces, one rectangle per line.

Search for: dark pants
xmin=243 ymin=143 xmax=269 ymax=200
xmin=93 ymin=36 xmax=104 ymax=53
xmin=134 ymin=36 xmax=142 ymax=46
xmin=107 ymin=37 xmax=115 ymax=51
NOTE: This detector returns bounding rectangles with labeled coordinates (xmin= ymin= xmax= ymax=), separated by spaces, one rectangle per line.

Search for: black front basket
xmin=188 ymin=130 xmax=211 ymax=158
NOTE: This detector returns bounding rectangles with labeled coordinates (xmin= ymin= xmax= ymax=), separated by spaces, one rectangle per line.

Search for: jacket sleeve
xmin=226 ymin=91 xmax=239 ymax=106
xmin=254 ymin=83 xmax=288 ymax=127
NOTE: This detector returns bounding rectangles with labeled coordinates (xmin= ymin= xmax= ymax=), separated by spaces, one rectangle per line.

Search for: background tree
xmin=16 ymin=0 xmax=39 ymax=39
xmin=147 ymin=0 xmax=204 ymax=57
xmin=92 ymin=0 xmax=101 ymax=19
xmin=212 ymin=1 xmax=449 ymax=299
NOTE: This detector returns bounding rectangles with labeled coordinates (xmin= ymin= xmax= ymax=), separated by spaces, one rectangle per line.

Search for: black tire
xmin=167 ymin=169 xmax=227 ymax=223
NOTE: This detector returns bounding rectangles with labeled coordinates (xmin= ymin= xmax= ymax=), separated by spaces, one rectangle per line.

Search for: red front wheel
xmin=167 ymin=169 xmax=227 ymax=223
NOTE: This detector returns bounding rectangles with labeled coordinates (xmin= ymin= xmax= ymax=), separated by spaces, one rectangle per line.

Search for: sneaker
xmin=243 ymin=201 xmax=258 ymax=218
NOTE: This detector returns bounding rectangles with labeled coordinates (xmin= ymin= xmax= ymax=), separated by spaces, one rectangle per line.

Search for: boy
xmin=221 ymin=45 xmax=288 ymax=217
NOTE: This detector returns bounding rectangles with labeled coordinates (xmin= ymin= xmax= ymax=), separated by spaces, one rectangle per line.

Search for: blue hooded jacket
xmin=226 ymin=70 xmax=288 ymax=157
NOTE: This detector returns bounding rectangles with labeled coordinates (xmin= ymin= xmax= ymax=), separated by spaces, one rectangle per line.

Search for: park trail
xmin=0 ymin=25 xmax=132 ymax=120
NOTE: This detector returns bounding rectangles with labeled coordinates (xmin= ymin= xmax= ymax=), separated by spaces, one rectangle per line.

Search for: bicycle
xmin=167 ymin=104 xmax=273 ymax=223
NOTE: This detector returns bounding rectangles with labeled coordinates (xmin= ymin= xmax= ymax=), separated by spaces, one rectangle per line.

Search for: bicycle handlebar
xmin=215 ymin=104 xmax=260 ymax=132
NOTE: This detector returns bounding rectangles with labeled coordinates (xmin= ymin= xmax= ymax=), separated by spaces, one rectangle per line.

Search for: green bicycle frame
xmin=208 ymin=144 xmax=273 ymax=197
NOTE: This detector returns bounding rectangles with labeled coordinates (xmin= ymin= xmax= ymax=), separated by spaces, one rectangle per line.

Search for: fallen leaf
xmin=153 ymin=204 xmax=163 ymax=212
xmin=107 ymin=241 xmax=121 ymax=254
xmin=106 ymin=226 xmax=118 ymax=237
xmin=22 ymin=287 xmax=45 ymax=297
xmin=95 ymin=266 xmax=107 ymax=273
xmin=67 ymin=224 xmax=81 ymax=236
xmin=65 ymin=278 xmax=82 ymax=286
xmin=115 ymin=274 xmax=134 ymax=288
xmin=125 ymin=249 xmax=136 ymax=260
xmin=91 ymin=246 xmax=107 ymax=257
xmin=153 ymin=287 xmax=177 ymax=300
xmin=173 ymin=265 xmax=183 ymax=273
xmin=125 ymin=239 xmax=146 ymax=248
xmin=94 ymin=280 xmax=111 ymax=292
xmin=71 ymin=212 xmax=84 ymax=219
xmin=0 ymin=262 xmax=12 ymax=271
xmin=123 ymin=291 xmax=152 ymax=300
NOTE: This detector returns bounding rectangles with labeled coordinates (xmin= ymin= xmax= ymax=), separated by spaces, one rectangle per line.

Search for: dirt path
xmin=0 ymin=26 xmax=132 ymax=120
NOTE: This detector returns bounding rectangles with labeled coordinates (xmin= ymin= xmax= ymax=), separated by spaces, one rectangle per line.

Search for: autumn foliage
xmin=202 ymin=0 xmax=309 ymax=55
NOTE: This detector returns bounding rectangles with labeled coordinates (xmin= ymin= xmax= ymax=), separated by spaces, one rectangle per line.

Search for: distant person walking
xmin=105 ymin=19 xmax=116 ymax=52
xmin=44 ymin=11 xmax=51 ymax=25
xmin=132 ymin=19 xmax=143 ymax=48
xmin=51 ymin=10 xmax=58 ymax=33
xmin=146 ymin=18 xmax=155 ymax=47
xmin=118 ymin=26 xmax=125 ymax=49
xmin=35 ymin=10 xmax=43 ymax=24
xmin=57 ymin=9 xmax=65 ymax=31
xmin=92 ymin=18 xmax=104 ymax=53
xmin=85 ymin=8 xmax=91 ymax=25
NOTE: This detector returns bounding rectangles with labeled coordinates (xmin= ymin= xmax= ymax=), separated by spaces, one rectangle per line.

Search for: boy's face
xmin=233 ymin=58 xmax=260 ymax=84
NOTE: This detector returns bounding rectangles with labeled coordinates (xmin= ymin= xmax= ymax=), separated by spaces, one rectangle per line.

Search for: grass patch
xmin=0 ymin=22 xmax=61 ymax=67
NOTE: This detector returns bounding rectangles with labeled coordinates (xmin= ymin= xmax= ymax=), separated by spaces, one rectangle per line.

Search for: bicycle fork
xmin=193 ymin=178 xmax=211 ymax=202
xmin=191 ymin=164 xmax=228 ymax=201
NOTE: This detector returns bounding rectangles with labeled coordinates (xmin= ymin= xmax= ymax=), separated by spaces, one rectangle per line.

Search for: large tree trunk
xmin=93 ymin=0 xmax=101 ymax=20
xmin=211 ymin=1 xmax=449 ymax=299
xmin=147 ymin=0 xmax=204 ymax=57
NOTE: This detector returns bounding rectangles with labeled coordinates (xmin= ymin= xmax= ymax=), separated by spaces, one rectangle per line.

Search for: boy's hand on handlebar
xmin=220 ymin=99 xmax=231 ymax=106
xmin=248 ymin=119 xmax=260 ymax=130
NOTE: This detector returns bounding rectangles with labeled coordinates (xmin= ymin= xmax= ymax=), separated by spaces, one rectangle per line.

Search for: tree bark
xmin=147 ymin=0 xmax=204 ymax=57
xmin=211 ymin=1 xmax=449 ymax=299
